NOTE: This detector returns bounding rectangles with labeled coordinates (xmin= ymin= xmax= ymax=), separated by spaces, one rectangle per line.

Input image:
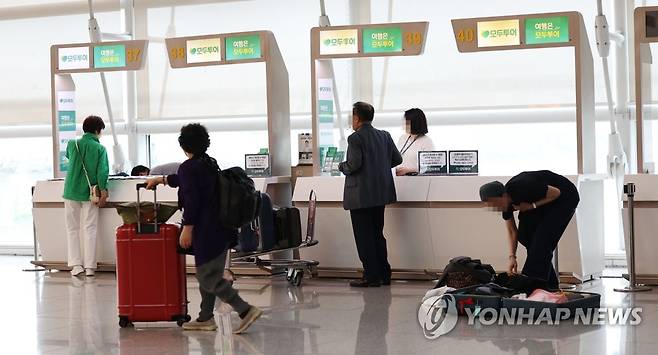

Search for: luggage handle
xmin=305 ymin=190 xmax=317 ymax=242
xmin=136 ymin=183 xmax=158 ymax=234
xmin=253 ymin=217 xmax=262 ymax=251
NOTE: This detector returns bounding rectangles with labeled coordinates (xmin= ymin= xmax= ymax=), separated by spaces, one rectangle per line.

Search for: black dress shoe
xmin=349 ymin=279 xmax=381 ymax=287
xmin=382 ymin=279 xmax=391 ymax=286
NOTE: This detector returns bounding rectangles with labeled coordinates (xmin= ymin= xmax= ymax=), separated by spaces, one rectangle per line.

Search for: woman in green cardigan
xmin=62 ymin=116 xmax=109 ymax=278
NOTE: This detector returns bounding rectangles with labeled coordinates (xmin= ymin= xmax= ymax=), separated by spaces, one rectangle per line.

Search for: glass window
xmin=0 ymin=1 xmax=74 ymax=6
xmin=0 ymin=11 xmax=122 ymax=126
xmin=99 ymin=134 xmax=128 ymax=173
xmin=140 ymin=0 xmax=351 ymax=120
xmin=369 ymin=0 xmax=607 ymax=110
xmin=150 ymin=130 xmax=269 ymax=170
xmin=0 ymin=137 xmax=52 ymax=246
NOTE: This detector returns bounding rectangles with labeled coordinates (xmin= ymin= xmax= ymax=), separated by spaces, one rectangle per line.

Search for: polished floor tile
xmin=2 ymin=256 xmax=657 ymax=355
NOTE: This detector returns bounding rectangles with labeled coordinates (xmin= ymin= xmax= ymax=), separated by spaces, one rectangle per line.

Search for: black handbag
xmin=435 ymin=256 xmax=496 ymax=289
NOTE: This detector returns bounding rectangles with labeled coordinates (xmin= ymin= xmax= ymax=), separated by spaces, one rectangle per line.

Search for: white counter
xmin=32 ymin=176 xmax=291 ymax=270
xmin=621 ymin=174 xmax=658 ymax=284
xmin=292 ymin=175 xmax=607 ymax=281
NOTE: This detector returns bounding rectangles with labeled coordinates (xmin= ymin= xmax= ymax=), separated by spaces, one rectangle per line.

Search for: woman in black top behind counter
xmin=478 ymin=170 xmax=580 ymax=289
xmin=146 ymin=123 xmax=261 ymax=334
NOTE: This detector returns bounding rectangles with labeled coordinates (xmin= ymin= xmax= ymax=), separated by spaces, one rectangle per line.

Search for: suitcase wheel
xmin=288 ymin=269 xmax=304 ymax=287
xmin=176 ymin=315 xmax=192 ymax=327
xmin=119 ymin=316 xmax=133 ymax=328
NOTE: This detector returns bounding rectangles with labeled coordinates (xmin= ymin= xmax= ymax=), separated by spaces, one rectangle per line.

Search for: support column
xmin=614 ymin=0 xmax=633 ymax=170
xmin=349 ymin=0 xmax=373 ymax=104
xmin=133 ymin=2 xmax=151 ymax=166
xmin=120 ymin=0 xmax=143 ymax=168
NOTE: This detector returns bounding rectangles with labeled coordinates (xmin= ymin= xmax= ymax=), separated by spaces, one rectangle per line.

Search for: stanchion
xmin=615 ymin=183 xmax=651 ymax=293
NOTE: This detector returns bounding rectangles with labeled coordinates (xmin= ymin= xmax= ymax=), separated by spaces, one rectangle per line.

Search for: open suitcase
xmin=115 ymin=183 xmax=190 ymax=328
xmin=448 ymin=285 xmax=600 ymax=318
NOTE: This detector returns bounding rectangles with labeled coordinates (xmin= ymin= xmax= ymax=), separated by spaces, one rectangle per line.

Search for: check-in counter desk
xmin=32 ymin=176 xmax=292 ymax=271
xmin=292 ymin=175 xmax=606 ymax=282
xmin=621 ymin=174 xmax=658 ymax=285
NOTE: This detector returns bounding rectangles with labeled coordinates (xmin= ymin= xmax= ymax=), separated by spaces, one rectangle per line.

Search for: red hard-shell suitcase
xmin=116 ymin=183 xmax=190 ymax=328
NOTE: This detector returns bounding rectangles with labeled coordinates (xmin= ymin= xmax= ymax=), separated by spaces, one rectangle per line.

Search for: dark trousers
xmin=196 ymin=251 xmax=250 ymax=321
xmin=518 ymin=194 xmax=579 ymax=289
xmin=349 ymin=206 xmax=391 ymax=282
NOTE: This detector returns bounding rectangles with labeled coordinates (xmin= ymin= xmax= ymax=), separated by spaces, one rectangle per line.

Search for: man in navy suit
xmin=339 ymin=102 xmax=403 ymax=287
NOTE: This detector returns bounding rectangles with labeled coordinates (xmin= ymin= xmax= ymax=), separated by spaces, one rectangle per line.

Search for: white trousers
xmin=64 ymin=200 xmax=99 ymax=269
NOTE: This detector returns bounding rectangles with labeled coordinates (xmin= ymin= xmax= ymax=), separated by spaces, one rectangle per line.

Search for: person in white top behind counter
xmin=396 ymin=108 xmax=435 ymax=176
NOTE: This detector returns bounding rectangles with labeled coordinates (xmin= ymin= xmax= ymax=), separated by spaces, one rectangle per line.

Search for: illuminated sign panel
xmin=477 ymin=19 xmax=520 ymax=48
xmin=226 ymin=35 xmax=261 ymax=61
xmin=525 ymin=16 xmax=569 ymax=44
xmin=319 ymin=29 xmax=358 ymax=55
xmin=186 ymin=38 xmax=221 ymax=64
xmin=58 ymin=47 xmax=90 ymax=70
xmin=362 ymin=27 xmax=403 ymax=53
xmin=93 ymin=44 xmax=126 ymax=68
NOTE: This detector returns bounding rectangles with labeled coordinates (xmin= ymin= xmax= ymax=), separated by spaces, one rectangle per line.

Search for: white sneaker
xmin=85 ymin=269 xmax=95 ymax=277
xmin=183 ymin=318 xmax=218 ymax=331
xmin=233 ymin=306 xmax=262 ymax=334
xmin=70 ymin=265 xmax=84 ymax=277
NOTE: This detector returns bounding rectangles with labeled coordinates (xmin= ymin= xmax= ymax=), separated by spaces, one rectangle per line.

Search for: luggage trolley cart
xmin=230 ymin=191 xmax=319 ymax=286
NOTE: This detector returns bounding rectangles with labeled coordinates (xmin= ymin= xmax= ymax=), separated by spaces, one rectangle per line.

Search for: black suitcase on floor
xmin=274 ymin=207 xmax=302 ymax=249
xmin=237 ymin=192 xmax=276 ymax=252
xmin=447 ymin=286 xmax=600 ymax=318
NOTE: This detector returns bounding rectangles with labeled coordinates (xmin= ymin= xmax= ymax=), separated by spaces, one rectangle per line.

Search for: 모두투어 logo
xmin=190 ymin=46 xmax=219 ymax=55
xmin=186 ymin=38 xmax=222 ymax=64
xmin=319 ymin=29 xmax=358 ymax=55
xmin=58 ymin=47 xmax=91 ymax=70
xmin=61 ymin=54 xmax=88 ymax=62
xmin=480 ymin=28 xmax=518 ymax=39
xmin=477 ymin=19 xmax=520 ymax=48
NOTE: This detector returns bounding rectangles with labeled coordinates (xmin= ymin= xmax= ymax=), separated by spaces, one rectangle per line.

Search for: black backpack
xmin=435 ymin=256 xmax=496 ymax=289
xmin=216 ymin=167 xmax=261 ymax=229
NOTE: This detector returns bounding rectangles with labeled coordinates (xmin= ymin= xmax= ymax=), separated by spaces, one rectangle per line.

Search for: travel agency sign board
xmin=452 ymin=13 xmax=573 ymax=51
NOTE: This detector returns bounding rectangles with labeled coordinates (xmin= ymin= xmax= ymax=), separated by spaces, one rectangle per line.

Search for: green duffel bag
xmin=115 ymin=202 xmax=178 ymax=225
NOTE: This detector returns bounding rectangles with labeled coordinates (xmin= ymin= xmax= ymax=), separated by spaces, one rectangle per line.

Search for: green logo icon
xmin=324 ymin=39 xmax=331 ymax=46
xmin=61 ymin=56 xmax=68 ymax=62
xmin=190 ymin=48 xmax=196 ymax=54
xmin=482 ymin=30 xmax=490 ymax=38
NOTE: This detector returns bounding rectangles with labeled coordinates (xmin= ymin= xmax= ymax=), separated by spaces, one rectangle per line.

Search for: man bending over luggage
xmin=146 ymin=123 xmax=261 ymax=334
xmin=479 ymin=170 xmax=580 ymax=289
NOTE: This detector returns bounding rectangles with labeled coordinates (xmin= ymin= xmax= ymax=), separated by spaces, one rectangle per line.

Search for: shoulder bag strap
xmin=75 ymin=139 xmax=93 ymax=190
